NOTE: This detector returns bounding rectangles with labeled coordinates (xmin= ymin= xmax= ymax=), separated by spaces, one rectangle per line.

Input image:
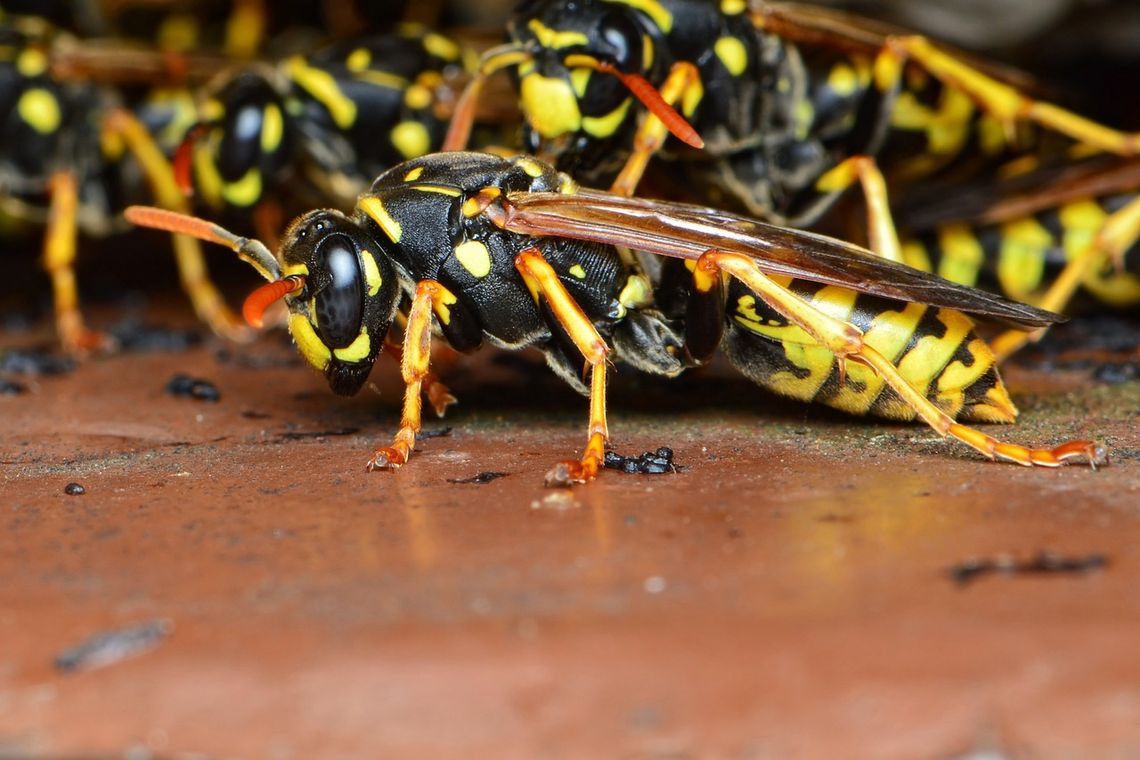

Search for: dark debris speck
xmin=110 ymin=322 xmax=202 ymax=352
xmin=276 ymin=427 xmax=360 ymax=440
xmin=0 ymin=378 xmax=28 ymax=395
xmin=54 ymin=619 xmax=172 ymax=673
xmin=0 ymin=349 xmax=75 ymax=376
xmin=64 ymin=482 xmax=86 ymax=496
xmin=166 ymin=373 xmax=221 ymax=402
xmin=418 ymin=427 xmax=453 ymax=440
xmin=604 ymin=447 xmax=678 ymax=475
xmin=949 ymin=551 xmax=1108 ymax=586
xmin=1093 ymin=362 xmax=1139 ymax=384
xmin=447 ymin=471 xmax=508 ymax=485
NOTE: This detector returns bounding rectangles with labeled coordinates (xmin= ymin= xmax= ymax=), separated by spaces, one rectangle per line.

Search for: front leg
xmin=368 ymin=280 xmax=451 ymax=471
xmin=515 ymin=248 xmax=611 ymax=486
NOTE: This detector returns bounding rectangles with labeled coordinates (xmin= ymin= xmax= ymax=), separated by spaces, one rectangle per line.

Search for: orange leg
xmin=382 ymin=334 xmax=458 ymax=418
xmin=515 ymin=248 xmax=611 ymax=486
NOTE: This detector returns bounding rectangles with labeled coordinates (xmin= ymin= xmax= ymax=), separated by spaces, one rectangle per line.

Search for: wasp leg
xmin=368 ymin=281 xmax=452 ymax=470
xmin=816 ymin=156 xmax=905 ymax=264
xmin=879 ymin=37 xmax=1140 ymax=155
xmin=43 ymin=171 xmax=116 ymax=356
xmin=102 ymin=109 xmax=250 ymax=342
xmin=223 ymin=0 xmax=266 ymax=60
xmin=610 ymin=62 xmax=703 ymax=198
xmin=515 ymin=248 xmax=611 ymax=486
xmin=382 ymin=333 xmax=458 ymax=418
xmin=443 ymin=46 xmax=532 ymax=152
xmin=697 ymin=250 xmax=1106 ymax=467
xmin=989 ymin=194 xmax=1140 ymax=362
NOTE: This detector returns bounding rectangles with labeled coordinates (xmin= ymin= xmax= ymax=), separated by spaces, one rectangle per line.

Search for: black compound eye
xmin=313 ymin=234 xmax=363 ymax=349
xmin=598 ymin=11 xmax=641 ymax=70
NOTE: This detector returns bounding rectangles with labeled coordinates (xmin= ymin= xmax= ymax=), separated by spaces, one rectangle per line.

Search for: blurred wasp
xmin=443 ymin=0 xmax=1140 ymax=354
xmin=0 ymin=13 xmax=246 ymax=354
xmin=126 ymin=152 xmax=1105 ymax=486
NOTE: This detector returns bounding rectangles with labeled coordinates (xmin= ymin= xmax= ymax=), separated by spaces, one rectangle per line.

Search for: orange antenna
xmin=172 ymin=122 xmax=212 ymax=196
xmin=242 ymin=276 xmax=304 ymax=328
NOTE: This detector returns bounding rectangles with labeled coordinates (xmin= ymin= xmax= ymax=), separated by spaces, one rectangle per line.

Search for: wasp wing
xmin=498 ymin=189 xmax=1060 ymax=329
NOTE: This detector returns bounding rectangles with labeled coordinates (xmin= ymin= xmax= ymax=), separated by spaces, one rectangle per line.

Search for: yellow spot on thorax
xmin=17 ymin=89 xmax=60 ymax=134
xmin=404 ymin=83 xmax=432 ymax=110
xmin=569 ymin=264 xmax=587 ymax=279
xmin=361 ymin=251 xmax=383 ymax=296
xmin=515 ymin=156 xmax=547 ymax=178
xmin=714 ymin=36 xmax=748 ymax=77
xmin=359 ymin=196 xmax=403 ymax=242
xmin=454 ymin=239 xmax=492 ymax=278
xmin=424 ymin=33 xmax=461 ymax=61
xmin=600 ymin=0 xmax=673 ymax=33
xmin=403 ymin=166 xmax=424 ymax=182
xmin=391 ymin=120 xmax=430 ymax=158
xmin=346 ymin=48 xmax=371 ymax=71
xmin=287 ymin=56 xmax=356 ymax=129
xmin=411 ymin=184 xmax=462 ymax=197
xmin=16 ymin=48 xmax=47 ymax=76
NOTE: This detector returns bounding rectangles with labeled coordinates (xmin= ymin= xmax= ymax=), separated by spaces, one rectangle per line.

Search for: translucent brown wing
xmin=496 ymin=189 xmax=1060 ymax=329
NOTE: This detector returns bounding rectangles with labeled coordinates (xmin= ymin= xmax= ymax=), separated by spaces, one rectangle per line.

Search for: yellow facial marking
xmin=288 ymin=56 xmax=356 ymax=129
xmin=403 ymin=166 xmax=424 ymax=182
xmin=391 ymin=120 xmax=431 ymax=158
xmin=333 ymin=329 xmax=372 ymax=363
xmin=359 ymin=196 xmax=403 ymax=243
xmin=260 ymin=103 xmax=283 ymax=153
xmin=714 ymin=36 xmax=748 ymax=77
xmin=222 ymin=167 xmax=263 ymax=208
xmin=582 ymin=99 xmax=632 ymax=139
xmin=527 ymin=19 xmax=589 ymax=49
xmin=346 ymin=48 xmax=371 ymax=72
xmin=827 ymin=62 xmax=859 ymax=97
xmin=454 ymin=239 xmax=492 ymax=278
xmin=288 ymin=312 xmax=331 ymax=371
xmin=16 ymin=48 xmax=47 ymax=77
xmin=600 ymin=0 xmax=673 ymax=32
xmin=520 ymin=74 xmax=581 ymax=138
xmin=17 ymin=89 xmax=60 ymax=134
xmin=361 ymin=250 xmax=382 ymax=296
xmin=283 ymin=263 xmax=309 ymax=278
xmin=570 ymin=68 xmax=591 ymax=98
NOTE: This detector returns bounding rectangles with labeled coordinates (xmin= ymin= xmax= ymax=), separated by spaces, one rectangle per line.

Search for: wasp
xmin=125 ymin=151 xmax=1105 ymax=485
xmin=0 ymin=13 xmax=252 ymax=354
xmin=441 ymin=0 xmax=1140 ymax=360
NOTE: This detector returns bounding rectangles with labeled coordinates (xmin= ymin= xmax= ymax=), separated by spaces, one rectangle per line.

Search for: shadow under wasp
xmin=125 ymin=151 xmax=1106 ymax=486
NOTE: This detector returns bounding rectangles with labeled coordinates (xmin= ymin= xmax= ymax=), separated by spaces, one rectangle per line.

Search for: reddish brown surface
xmin=2 ymin=307 xmax=1139 ymax=758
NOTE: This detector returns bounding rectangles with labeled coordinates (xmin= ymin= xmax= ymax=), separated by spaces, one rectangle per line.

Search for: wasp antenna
xmin=123 ymin=205 xmax=281 ymax=282
xmin=172 ymin=122 xmax=212 ymax=197
xmin=571 ymin=59 xmax=704 ymax=149
xmin=242 ymin=276 xmax=304 ymax=328
xmin=443 ymin=44 xmax=533 ymax=151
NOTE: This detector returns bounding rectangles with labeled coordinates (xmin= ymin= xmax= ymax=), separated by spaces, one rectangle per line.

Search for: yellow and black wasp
xmin=0 ymin=12 xmax=246 ymax=354
xmin=443 ymin=0 xmax=1140 ymax=354
xmin=125 ymin=151 xmax=1105 ymax=486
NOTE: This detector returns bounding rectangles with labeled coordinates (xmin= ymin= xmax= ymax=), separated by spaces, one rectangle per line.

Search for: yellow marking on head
xmin=454 ymin=239 xmax=492 ymax=278
xmin=569 ymin=264 xmax=587 ymax=279
xmin=520 ymin=74 xmax=581 ymax=137
xmin=570 ymin=67 xmax=591 ymax=98
xmin=404 ymin=83 xmax=432 ymax=110
xmin=17 ymin=89 xmax=60 ymax=134
xmin=346 ymin=47 xmax=371 ymax=71
xmin=423 ymin=32 xmax=461 ymax=61
xmin=714 ymin=36 xmax=748 ymax=77
xmin=936 ymin=224 xmax=984 ymax=287
xmin=333 ymin=328 xmax=372 ymax=363
xmin=16 ymin=48 xmax=47 ymax=76
xmin=287 ymin=56 xmax=356 ymax=129
xmin=527 ymin=19 xmax=589 ymax=49
xmin=642 ymin=34 xmax=654 ymax=70
xmin=391 ymin=120 xmax=431 ymax=158
xmin=403 ymin=166 xmax=424 ymax=182
xmin=283 ymin=263 xmax=309 ymax=278
xmin=221 ymin=167 xmax=263 ymax=208
xmin=359 ymin=196 xmax=402 ymax=242
xmin=582 ymin=99 xmax=632 ymax=139
xmin=601 ymin=0 xmax=673 ymax=32
xmin=515 ymin=156 xmax=547 ymax=178
xmin=997 ymin=217 xmax=1051 ymax=302
xmin=288 ymin=312 xmax=331 ymax=371
xmin=462 ymin=186 xmax=502 ymax=217
xmin=260 ymin=103 xmax=283 ymax=153
xmin=361 ymin=250 xmax=382 ymax=296
xmin=411 ymin=184 xmax=462 ymax=197
xmin=720 ymin=0 xmax=746 ymax=14
xmin=618 ymin=274 xmax=652 ymax=309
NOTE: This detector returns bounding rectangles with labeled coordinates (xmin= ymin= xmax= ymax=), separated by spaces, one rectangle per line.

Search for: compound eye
xmin=598 ymin=11 xmax=641 ymax=70
xmin=313 ymin=234 xmax=363 ymax=349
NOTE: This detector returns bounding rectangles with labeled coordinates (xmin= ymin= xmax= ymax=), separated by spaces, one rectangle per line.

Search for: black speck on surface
xmin=418 ymin=427 xmax=453 ymax=440
xmin=1093 ymin=362 xmax=1139 ymax=384
xmin=447 ymin=471 xmax=508 ymax=485
xmin=110 ymin=322 xmax=202 ymax=352
xmin=604 ymin=447 xmax=678 ymax=474
xmin=54 ymin=619 xmax=172 ymax=673
xmin=166 ymin=373 xmax=221 ymax=402
xmin=949 ymin=551 xmax=1108 ymax=586
xmin=277 ymin=427 xmax=360 ymax=440
xmin=64 ymin=482 xmax=85 ymax=496
xmin=0 ymin=378 xmax=27 ymax=395
xmin=0 ymin=349 xmax=75 ymax=376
